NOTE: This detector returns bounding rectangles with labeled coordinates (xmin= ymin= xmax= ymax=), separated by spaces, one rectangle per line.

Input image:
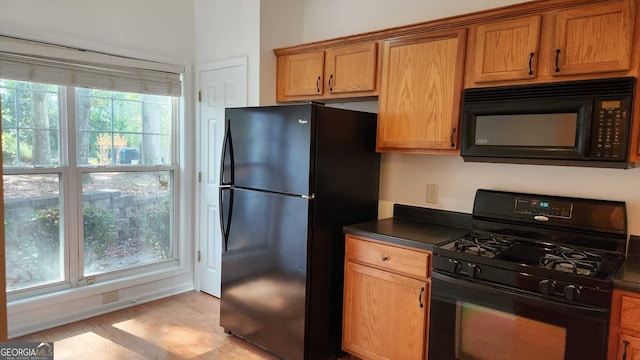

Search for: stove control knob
xmin=448 ymin=260 xmax=461 ymax=274
xmin=563 ymin=285 xmax=581 ymax=301
xmin=539 ymin=279 xmax=556 ymax=295
xmin=468 ymin=264 xmax=481 ymax=278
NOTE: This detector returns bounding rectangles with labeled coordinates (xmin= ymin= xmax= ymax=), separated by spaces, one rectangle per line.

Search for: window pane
xmin=4 ymin=174 xmax=63 ymax=291
xmin=113 ymin=99 xmax=142 ymax=132
xmin=82 ymin=171 xmax=174 ymax=275
xmin=0 ymin=80 xmax=61 ymax=166
xmin=76 ymin=89 xmax=172 ymax=166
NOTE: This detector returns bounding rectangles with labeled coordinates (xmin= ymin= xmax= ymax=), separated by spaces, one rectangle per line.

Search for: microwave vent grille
xmin=464 ymin=77 xmax=636 ymax=103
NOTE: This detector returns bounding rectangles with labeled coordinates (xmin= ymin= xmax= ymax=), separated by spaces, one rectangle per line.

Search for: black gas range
xmin=434 ymin=230 xmax=623 ymax=309
xmin=429 ymin=189 xmax=627 ymax=360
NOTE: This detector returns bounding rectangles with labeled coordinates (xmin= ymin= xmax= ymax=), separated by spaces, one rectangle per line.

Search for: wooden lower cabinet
xmin=608 ymin=289 xmax=640 ymax=360
xmin=615 ymin=334 xmax=640 ymax=360
xmin=342 ymin=235 xmax=431 ymax=360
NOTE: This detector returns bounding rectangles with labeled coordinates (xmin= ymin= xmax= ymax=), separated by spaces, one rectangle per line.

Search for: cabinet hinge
xmin=198 ymin=90 xmax=202 ymax=102
xmin=197 ymin=250 xmax=201 ymax=262
xmin=198 ymin=172 xmax=202 ymax=183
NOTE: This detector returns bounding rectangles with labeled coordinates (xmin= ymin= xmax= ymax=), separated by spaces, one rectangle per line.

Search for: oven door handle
xmin=432 ymin=271 xmax=609 ymax=318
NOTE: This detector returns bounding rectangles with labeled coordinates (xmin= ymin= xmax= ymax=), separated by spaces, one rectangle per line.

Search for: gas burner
xmin=540 ymin=248 xmax=602 ymax=276
xmin=453 ymin=233 xmax=513 ymax=258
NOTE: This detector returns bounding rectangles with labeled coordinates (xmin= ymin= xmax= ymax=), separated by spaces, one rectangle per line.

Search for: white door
xmin=197 ymin=58 xmax=247 ymax=297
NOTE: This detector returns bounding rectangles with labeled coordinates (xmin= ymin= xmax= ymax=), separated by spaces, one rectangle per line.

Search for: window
xmin=0 ymin=38 xmax=182 ymax=296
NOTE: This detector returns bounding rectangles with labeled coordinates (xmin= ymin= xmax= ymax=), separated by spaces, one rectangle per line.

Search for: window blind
xmin=0 ymin=36 xmax=182 ymax=97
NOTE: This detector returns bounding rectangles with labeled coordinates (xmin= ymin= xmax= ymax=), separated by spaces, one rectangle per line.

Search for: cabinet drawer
xmin=621 ymin=295 xmax=640 ymax=332
xmin=345 ymin=235 xmax=430 ymax=279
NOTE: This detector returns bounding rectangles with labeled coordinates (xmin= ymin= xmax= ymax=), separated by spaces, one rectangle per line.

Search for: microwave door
xmin=475 ymin=113 xmax=578 ymax=147
xmin=460 ymin=99 xmax=592 ymax=160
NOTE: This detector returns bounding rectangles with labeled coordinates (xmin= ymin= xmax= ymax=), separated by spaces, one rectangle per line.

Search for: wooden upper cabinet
xmin=275 ymin=42 xmax=379 ymax=102
xmin=473 ymin=15 xmax=541 ymax=83
xmin=282 ymin=51 xmax=324 ymax=97
xmin=325 ymin=42 xmax=378 ymax=94
xmin=377 ymin=29 xmax=466 ymax=154
xmin=466 ymin=0 xmax=636 ymax=87
xmin=553 ymin=0 xmax=634 ymax=76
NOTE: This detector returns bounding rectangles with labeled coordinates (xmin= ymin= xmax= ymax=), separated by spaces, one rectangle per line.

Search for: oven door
xmin=428 ymin=271 xmax=609 ymax=360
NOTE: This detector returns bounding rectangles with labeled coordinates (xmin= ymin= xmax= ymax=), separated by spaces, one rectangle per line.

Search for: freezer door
xmin=225 ymin=105 xmax=313 ymax=195
xmin=220 ymin=188 xmax=310 ymax=360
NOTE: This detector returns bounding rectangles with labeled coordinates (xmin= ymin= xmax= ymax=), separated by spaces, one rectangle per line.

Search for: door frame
xmin=194 ymin=56 xmax=248 ymax=294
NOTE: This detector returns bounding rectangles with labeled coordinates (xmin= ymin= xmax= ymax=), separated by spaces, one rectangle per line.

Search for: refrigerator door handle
xmin=219 ymin=118 xmax=234 ymax=252
xmin=218 ymin=186 xmax=233 ymax=252
xmin=220 ymin=118 xmax=234 ymax=186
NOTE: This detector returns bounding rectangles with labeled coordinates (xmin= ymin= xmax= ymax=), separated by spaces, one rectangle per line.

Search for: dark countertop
xmin=343 ymin=204 xmax=472 ymax=251
xmin=613 ymin=255 xmax=640 ymax=292
xmin=614 ymin=235 xmax=640 ymax=292
xmin=347 ymin=206 xmax=640 ymax=294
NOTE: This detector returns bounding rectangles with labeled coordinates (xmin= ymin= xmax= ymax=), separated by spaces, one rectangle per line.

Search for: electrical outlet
xmin=102 ymin=290 xmax=119 ymax=304
xmin=426 ymin=184 xmax=439 ymax=204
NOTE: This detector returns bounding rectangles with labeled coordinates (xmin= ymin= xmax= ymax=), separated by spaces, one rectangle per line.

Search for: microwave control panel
xmin=591 ymin=99 xmax=629 ymax=159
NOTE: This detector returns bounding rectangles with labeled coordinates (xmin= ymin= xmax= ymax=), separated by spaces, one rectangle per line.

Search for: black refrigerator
xmin=219 ymin=104 xmax=380 ymax=360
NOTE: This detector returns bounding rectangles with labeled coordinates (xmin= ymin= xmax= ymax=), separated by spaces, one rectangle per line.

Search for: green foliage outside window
xmin=4 ymin=205 xmax=119 ymax=290
xmin=139 ymin=200 xmax=172 ymax=259
xmin=82 ymin=205 xmax=118 ymax=257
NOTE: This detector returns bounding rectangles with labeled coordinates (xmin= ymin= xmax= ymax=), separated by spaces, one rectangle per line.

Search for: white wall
xmin=302 ymin=0 xmax=640 ymax=236
xmin=302 ymin=0 xmax=534 ymax=42
xmin=0 ymin=0 xmax=197 ymax=337
xmin=194 ymin=0 xmax=303 ymax=106
xmin=194 ymin=0 xmax=261 ymax=105
xmin=259 ymin=0 xmax=304 ymax=105
xmin=0 ymin=0 xmax=194 ymax=63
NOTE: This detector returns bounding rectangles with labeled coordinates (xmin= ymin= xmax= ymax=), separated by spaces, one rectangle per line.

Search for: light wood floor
xmin=14 ymin=291 xmax=349 ymax=360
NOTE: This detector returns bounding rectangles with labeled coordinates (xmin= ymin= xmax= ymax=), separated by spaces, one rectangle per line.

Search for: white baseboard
xmin=8 ymin=274 xmax=195 ymax=338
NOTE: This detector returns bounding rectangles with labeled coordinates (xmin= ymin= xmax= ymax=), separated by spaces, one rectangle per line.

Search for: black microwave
xmin=460 ymin=77 xmax=636 ymax=168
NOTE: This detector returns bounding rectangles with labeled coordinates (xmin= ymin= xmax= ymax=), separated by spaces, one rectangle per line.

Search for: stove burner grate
xmin=540 ymin=247 xmax=602 ymax=276
xmin=453 ymin=233 xmax=512 ymax=258
xmin=448 ymin=232 xmax=611 ymax=278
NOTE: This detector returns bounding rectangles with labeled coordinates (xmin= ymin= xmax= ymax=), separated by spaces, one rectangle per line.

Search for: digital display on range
xmin=515 ymin=198 xmax=572 ymax=219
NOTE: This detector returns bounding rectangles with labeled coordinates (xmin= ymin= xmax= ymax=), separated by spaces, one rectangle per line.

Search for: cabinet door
xmin=553 ymin=1 xmax=634 ymax=76
xmin=325 ymin=42 xmax=378 ymax=94
xmin=343 ymin=261 xmax=428 ymax=360
xmin=377 ymin=29 xmax=466 ymax=153
xmin=621 ymin=294 xmax=640 ymax=333
xmin=473 ymin=15 xmax=541 ymax=83
xmin=617 ymin=334 xmax=640 ymax=360
xmin=282 ymin=51 xmax=324 ymax=97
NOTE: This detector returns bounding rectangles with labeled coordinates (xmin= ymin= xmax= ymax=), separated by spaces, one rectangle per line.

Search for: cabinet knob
xmin=528 ymin=52 xmax=535 ymax=75
xmin=381 ymin=256 xmax=389 ymax=262
xmin=450 ymin=128 xmax=457 ymax=148
xmin=622 ymin=339 xmax=630 ymax=360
